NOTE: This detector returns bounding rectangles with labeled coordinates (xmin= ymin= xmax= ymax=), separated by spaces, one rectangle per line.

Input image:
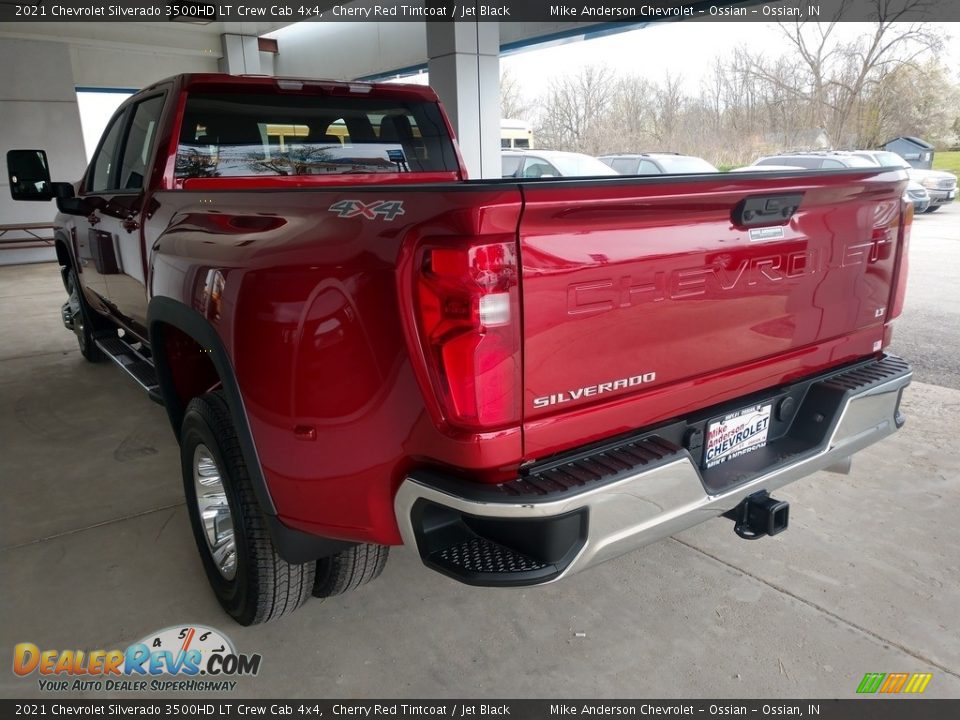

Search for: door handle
xmin=87 ymin=213 xmax=100 ymax=225
xmin=732 ymin=194 xmax=803 ymax=227
xmin=122 ymin=216 xmax=140 ymax=233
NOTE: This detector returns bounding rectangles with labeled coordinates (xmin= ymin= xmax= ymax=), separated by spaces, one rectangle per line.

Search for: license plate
xmin=704 ymin=403 xmax=772 ymax=469
xmin=948 ymin=190 xmax=956 ymax=199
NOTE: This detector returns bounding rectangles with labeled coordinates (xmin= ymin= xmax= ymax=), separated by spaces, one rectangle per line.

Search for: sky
xmin=502 ymin=20 xmax=959 ymax=104
xmin=388 ymin=21 xmax=958 ymax=103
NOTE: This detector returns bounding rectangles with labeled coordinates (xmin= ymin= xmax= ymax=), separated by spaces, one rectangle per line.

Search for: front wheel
xmin=923 ymin=205 xmax=941 ymax=213
xmin=65 ymin=269 xmax=105 ymax=362
xmin=181 ymin=391 xmax=314 ymax=625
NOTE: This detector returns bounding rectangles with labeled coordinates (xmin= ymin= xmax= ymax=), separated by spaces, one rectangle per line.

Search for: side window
xmin=89 ymin=111 xmax=127 ymax=192
xmin=522 ymin=157 xmax=559 ymax=178
xmin=636 ymin=160 xmax=661 ymax=175
xmin=611 ymin=158 xmax=636 ymax=174
xmin=117 ymin=95 xmax=165 ymax=191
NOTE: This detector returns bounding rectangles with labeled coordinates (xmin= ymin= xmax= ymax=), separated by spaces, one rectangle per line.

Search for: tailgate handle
xmin=733 ymin=194 xmax=803 ymax=227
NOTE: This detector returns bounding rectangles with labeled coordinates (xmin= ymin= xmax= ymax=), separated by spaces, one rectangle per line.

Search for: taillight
xmin=415 ymin=238 xmax=521 ymax=430
xmin=889 ymin=200 xmax=912 ymax=320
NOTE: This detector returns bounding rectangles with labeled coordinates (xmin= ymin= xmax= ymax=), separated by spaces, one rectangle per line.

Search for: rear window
xmin=175 ymin=92 xmax=459 ymax=179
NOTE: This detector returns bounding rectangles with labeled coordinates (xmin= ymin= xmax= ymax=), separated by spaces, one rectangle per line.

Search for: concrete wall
xmin=272 ymin=22 xmax=427 ymax=79
xmin=0 ymin=28 xmax=225 ymax=265
xmin=70 ymin=45 xmax=219 ymax=89
xmin=0 ymin=39 xmax=88 ymax=264
xmin=271 ymin=20 xmax=606 ymax=80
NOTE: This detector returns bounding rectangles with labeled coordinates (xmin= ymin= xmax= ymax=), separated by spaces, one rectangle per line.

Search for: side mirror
xmin=7 ymin=149 xmax=54 ymax=201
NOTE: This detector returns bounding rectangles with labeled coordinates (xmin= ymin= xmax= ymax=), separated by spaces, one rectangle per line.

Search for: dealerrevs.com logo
xmin=12 ymin=625 xmax=260 ymax=692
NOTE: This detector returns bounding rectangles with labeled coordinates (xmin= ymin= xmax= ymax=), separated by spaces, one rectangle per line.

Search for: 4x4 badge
xmin=328 ymin=199 xmax=405 ymax=221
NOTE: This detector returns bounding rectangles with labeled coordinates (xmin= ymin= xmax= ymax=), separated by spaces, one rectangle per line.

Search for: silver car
xmin=852 ymin=150 xmax=957 ymax=212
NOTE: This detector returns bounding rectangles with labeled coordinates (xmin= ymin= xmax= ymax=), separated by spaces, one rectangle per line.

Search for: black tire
xmin=65 ymin=268 xmax=105 ymax=362
xmin=313 ymin=544 xmax=390 ymax=598
xmin=923 ymin=205 xmax=941 ymax=213
xmin=180 ymin=391 xmax=314 ymax=625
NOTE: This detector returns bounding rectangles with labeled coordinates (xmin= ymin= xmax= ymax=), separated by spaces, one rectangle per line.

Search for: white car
xmin=598 ymin=153 xmax=718 ymax=175
xmin=502 ymin=150 xmax=619 ymax=178
xmin=852 ymin=150 xmax=957 ymax=213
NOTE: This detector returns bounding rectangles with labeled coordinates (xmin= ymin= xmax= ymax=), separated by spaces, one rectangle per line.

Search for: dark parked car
xmin=599 ymin=152 xmax=718 ymax=175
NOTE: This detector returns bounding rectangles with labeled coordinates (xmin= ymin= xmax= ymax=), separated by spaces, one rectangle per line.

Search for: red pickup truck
xmin=7 ymin=74 xmax=912 ymax=625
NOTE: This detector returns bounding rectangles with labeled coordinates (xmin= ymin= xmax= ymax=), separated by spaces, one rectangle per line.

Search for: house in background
xmin=883 ymin=136 xmax=935 ymax=169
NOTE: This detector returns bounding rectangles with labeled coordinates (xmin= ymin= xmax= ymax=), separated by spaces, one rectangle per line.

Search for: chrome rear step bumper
xmin=395 ymin=356 xmax=911 ymax=587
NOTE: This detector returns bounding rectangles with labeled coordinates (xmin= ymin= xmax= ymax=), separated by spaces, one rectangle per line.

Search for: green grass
xmin=933 ymin=150 xmax=960 ymax=176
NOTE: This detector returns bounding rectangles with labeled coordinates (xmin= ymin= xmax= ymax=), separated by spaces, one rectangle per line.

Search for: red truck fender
xmin=147 ymin=296 xmax=352 ymax=563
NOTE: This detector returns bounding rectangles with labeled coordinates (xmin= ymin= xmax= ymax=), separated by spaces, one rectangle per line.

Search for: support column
xmin=426 ymin=19 xmax=500 ymax=179
xmin=220 ymin=34 xmax=261 ymax=75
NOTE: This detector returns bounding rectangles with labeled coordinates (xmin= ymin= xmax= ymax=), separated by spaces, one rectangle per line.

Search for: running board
xmin=94 ymin=334 xmax=163 ymax=405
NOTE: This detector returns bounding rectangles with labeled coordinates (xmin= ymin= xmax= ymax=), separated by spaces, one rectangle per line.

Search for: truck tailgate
xmin=518 ymin=169 xmax=907 ymax=459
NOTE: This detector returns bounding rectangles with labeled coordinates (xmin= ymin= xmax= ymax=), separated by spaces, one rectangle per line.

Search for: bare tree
xmin=499 ymin=68 xmax=527 ymax=120
xmin=535 ymin=65 xmax=616 ymax=154
xmin=650 ymin=73 xmax=686 ymax=147
xmin=775 ymin=0 xmax=943 ymax=145
xmin=860 ymin=59 xmax=960 ymax=147
xmin=602 ymin=75 xmax=656 ymax=152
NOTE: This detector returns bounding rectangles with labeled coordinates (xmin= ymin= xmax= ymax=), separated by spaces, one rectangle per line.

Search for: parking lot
xmin=1 ymin=204 xmax=958 ymax=699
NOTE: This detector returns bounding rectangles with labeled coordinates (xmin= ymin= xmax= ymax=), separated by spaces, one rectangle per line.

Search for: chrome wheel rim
xmin=193 ymin=444 xmax=237 ymax=580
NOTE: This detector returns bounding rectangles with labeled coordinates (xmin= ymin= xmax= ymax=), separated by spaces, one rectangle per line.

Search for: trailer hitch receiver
xmin=724 ymin=491 xmax=789 ymax=540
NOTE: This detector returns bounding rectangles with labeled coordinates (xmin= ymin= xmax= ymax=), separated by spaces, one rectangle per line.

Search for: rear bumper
xmin=395 ymin=355 xmax=911 ymax=587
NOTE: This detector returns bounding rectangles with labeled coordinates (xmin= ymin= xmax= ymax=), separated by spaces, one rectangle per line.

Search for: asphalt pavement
xmin=890 ymin=203 xmax=960 ymax=389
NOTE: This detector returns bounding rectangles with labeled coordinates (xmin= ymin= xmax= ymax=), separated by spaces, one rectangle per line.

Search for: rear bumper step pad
xmin=395 ymin=355 xmax=912 ymax=587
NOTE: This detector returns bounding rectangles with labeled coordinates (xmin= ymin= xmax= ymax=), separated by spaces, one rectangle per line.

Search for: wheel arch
xmin=147 ymin=296 xmax=352 ymax=563
xmin=54 ymin=230 xmax=73 ymax=291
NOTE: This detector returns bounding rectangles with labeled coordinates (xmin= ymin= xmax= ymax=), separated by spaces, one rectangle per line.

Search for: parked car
xmin=750 ymin=151 xmax=879 ymax=170
xmin=599 ymin=152 xmax=718 ymax=175
xmin=6 ymin=73 xmax=913 ymax=626
xmin=904 ymin=179 xmax=931 ymax=213
xmin=502 ymin=149 xmax=618 ymax=178
xmin=734 ymin=152 xmax=929 ymax=211
xmin=851 ymin=150 xmax=957 ymax=212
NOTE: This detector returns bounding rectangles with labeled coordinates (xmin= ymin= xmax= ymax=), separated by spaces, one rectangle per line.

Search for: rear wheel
xmin=65 ymin=268 xmax=105 ymax=362
xmin=313 ymin=544 xmax=390 ymax=598
xmin=181 ymin=391 xmax=314 ymax=625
